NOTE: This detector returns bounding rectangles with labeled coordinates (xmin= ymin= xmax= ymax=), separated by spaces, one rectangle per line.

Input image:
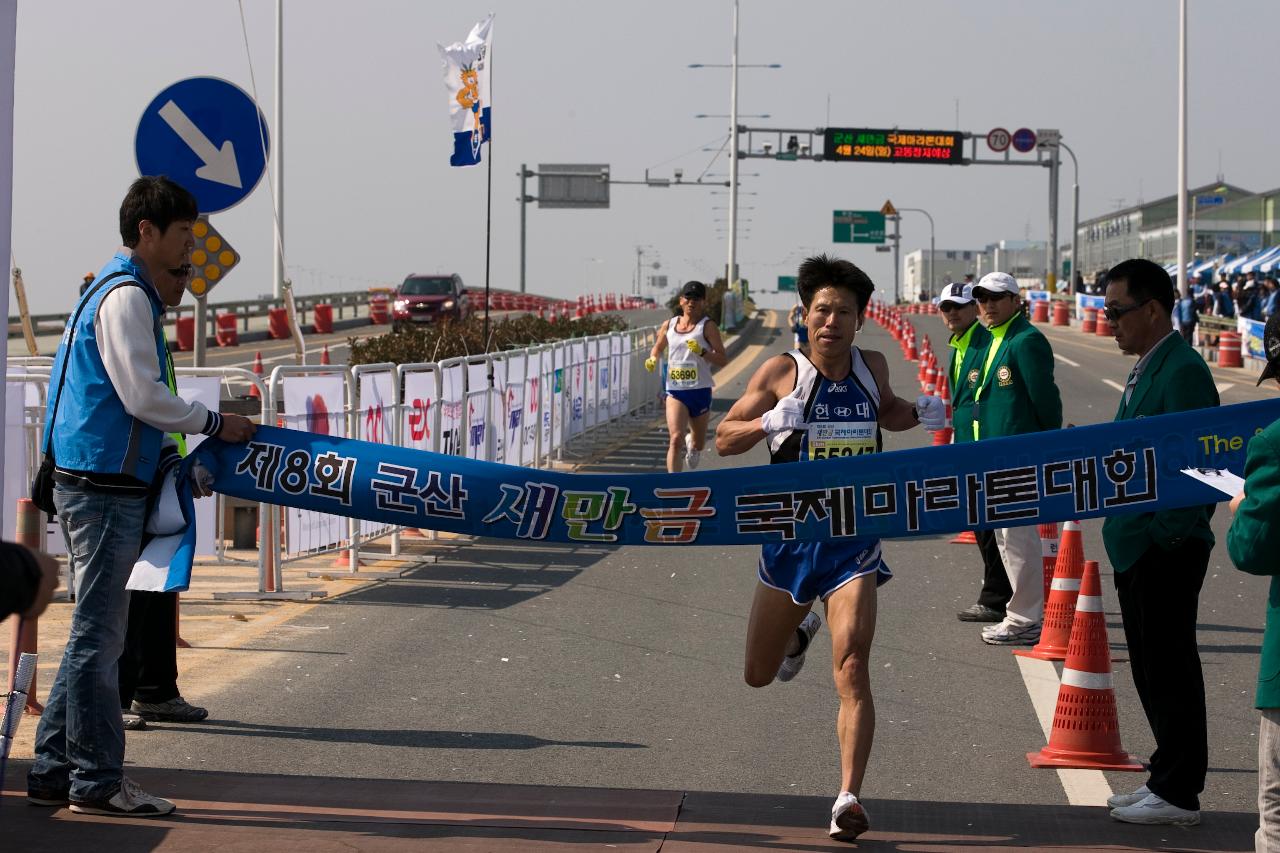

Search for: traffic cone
xmin=1027 ymin=559 xmax=1144 ymax=771
xmin=1037 ymin=523 xmax=1060 ymax=603
xmin=321 ymin=345 xmax=331 ymax=365
xmin=951 ymin=530 xmax=978 ymax=544
xmin=905 ymin=335 xmax=918 ymax=362
xmin=248 ymin=351 xmax=264 ymax=399
xmin=1015 ymin=532 xmax=1085 ymax=662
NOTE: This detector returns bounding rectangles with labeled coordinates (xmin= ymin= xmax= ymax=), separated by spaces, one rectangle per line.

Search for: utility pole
xmin=518 ymin=163 xmax=531 ymax=293
xmin=727 ymin=0 xmax=740 ymax=291
xmin=890 ymin=214 xmax=901 ymax=304
xmin=1047 ymin=142 xmax=1060 ymax=290
xmin=1176 ymin=0 xmax=1189 ymax=297
xmin=899 ymin=207 xmax=935 ymax=299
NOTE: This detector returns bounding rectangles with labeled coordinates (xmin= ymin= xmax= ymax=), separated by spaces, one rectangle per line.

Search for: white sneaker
xmin=829 ymin=791 xmax=870 ymax=841
xmin=1109 ymin=793 xmax=1200 ymax=826
xmin=1107 ymin=784 xmax=1151 ymax=809
xmin=776 ymin=611 xmax=821 ymax=683
xmin=69 ymin=776 xmax=176 ymax=817
xmin=684 ymin=433 xmax=701 ymax=470
xmin=981 ymin=619 xmax=1041 ymax=646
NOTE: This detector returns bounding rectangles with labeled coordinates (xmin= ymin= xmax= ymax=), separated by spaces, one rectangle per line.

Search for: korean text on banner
xmin=439 ymin=14 xmax=493 ymax=168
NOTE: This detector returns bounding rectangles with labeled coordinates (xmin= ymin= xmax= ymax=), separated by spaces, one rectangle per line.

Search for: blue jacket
xmin=1174 ymin=296 xmax=1198 ymax=327
xmin=42 ymin=253 xmax=170 ymax=483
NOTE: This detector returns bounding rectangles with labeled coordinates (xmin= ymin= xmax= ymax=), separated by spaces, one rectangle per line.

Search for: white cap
xmin=973 ymin=271 xmax=1020 ymax=296
xmin=933 ymin=282 xmax=974 ymax=306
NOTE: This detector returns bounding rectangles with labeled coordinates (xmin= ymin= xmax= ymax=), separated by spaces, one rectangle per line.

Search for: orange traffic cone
xmin=1015 ymin=531 xmax=1086 ymax=662
xmin=320 ymin=344 xmax=331 ymax=365
xmin=1037 ymin=522 xmax=1060 ymax=603
xmin=1028 ymin=558 xmax=1144 ymax=771
xmin=951 ymin=530 xmax=978 ymax=544
xmin=249 ymin=351 xmax=264 ymax=399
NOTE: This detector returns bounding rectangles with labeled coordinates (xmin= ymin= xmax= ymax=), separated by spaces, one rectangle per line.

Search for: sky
xmin=9 ymin=0 xmax=1280 ymax=316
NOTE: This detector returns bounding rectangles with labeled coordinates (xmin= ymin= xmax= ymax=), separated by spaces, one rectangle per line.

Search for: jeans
xmin=28 ymin=483 xmax=147 ymax=801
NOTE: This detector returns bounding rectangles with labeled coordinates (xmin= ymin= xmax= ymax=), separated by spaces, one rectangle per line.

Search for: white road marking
xmin=1054 ymin=354 xmax=1081 ymax=368
xmin=1217 ymin=382 xmax=1234 ymax=394
xmin=1015 ymin=655 xmax=1114 ymax=807
xmin=1102 ymin=379 xmax=1126 ymax=393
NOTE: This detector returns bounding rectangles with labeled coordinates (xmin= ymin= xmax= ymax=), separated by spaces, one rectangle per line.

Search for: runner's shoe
xmin=69 ymin=777 xmax=176 ymax=817
xmin=684 ymin=433 xmax=701 ymax=470
xmin=776 ymin=611 xmax=821 ymax=683
xmin=829 ymin=791 xmax=870 ymax=841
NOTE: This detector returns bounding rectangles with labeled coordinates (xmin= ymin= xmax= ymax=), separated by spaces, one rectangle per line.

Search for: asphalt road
xmin=120 ymin=309 xmax=1272 ymax=844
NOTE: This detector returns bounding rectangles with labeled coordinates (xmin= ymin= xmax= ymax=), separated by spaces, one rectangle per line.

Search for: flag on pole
xmin=439 ymin=14 xmax=493 ymax=167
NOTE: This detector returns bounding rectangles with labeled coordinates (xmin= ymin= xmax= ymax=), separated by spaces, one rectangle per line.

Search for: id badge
xmin=806 ymin=421 xmax=876 ymax=460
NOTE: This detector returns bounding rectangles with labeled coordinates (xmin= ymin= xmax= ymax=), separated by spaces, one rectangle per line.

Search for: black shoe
xmin=956 ymin=604 xmax=1004 ymax=622
xmin=27 ymin=783 xmax=70 ymax=807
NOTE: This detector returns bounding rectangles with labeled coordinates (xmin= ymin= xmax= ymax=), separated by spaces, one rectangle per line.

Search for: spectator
xmin=1263 ymin=277 xmax=1279 ymax=320
xmin=969 ymin=272 xmax=1063 ymax=645
xmin=1217 ymin=281 xmax=1237 ymax=318
xmin=1174 ymin=288 xmax=1199 ymax=344
xmin=934 ymin=282 xmax=1010 ymax=625
xmin=27 ymin=176 xmax=255 ymax=818
xmin=1102 ymin=258 xmax=1218 ymax=826
xmin=0 ymin=541 xmax=59 ymax=621
xmin=1227 ymin=312 xmax=1280 ymax=852
xmin=78 ymin=272 xmax=94 ymax=298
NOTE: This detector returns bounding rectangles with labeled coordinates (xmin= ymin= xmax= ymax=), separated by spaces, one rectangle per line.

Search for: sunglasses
xmin=1102 ymin=298 xmax=1151 ymax=324
xmin=938 ymin=301 xmax=970 ymax=312
xmin=973 ymin=290 xmax=1013 ymax=303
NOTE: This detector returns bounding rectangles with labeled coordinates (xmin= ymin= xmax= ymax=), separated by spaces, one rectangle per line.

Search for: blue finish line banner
xmin=189 ymin=400 xmax=1280 ymax=546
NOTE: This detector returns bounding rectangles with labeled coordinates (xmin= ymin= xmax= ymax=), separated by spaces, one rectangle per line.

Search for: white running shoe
xmin=684 ymin=433 xmax=701 ymax=470
xmin=829 ymin=791 xmax=870 ymax=841
xmin=1109 ymin=792 xmax=1200 ymax=826
xmin=776 ymin=611 xmax=821 ymax=683
xmin=1106 ymin=784 xmax=1151 ymax=809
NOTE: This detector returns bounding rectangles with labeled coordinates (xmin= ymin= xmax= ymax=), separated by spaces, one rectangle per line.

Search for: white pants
xmin=1259 ymin=709 xmax=1280 ymax=853
xmin=995 ymin=525 xmax=1044 ymax=627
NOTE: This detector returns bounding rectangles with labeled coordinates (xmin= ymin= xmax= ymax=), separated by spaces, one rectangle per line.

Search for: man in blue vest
xmin=27 ymin=176 xmax=255 ymax=818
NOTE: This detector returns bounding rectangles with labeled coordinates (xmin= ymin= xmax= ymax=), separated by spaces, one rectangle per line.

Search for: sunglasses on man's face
xmin=973 ymin=291 xmax=1012 ymax=303
xmin=1102 ymin=298 xmax=1151 ymax=324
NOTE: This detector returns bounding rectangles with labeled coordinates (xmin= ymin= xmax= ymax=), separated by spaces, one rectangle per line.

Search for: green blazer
xmin=948 ymin=321 xmax=990 ymax=445
xmin=1227 ymin=417 xmax=1280 ymax=709
xmin=971 ymin=314 xmax=1062 ymax=440
xmin=1101 ymin=333 xmax=1220 ymax=573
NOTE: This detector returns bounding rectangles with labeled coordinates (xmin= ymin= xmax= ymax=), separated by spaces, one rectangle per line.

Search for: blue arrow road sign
xmin=135 ymin=77 xmax=269 ymax=215
xmin=1011 ymin=127 xmax=1037 ymax=153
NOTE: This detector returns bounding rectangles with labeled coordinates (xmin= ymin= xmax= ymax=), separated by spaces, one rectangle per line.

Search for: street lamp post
xmin=1176 ymin=0 xmax=1189 ymax=298
xmin=1059 ymin=142 xmax=1079 ymax=292
xmin=899 ymin=207 xmax=935 ymax=300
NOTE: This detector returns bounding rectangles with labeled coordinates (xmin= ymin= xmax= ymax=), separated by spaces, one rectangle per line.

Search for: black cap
xmin=681 ymin=280 xmax=707 ymax=299
xmin=1258 ymin=312 xmax=1280 ymax=386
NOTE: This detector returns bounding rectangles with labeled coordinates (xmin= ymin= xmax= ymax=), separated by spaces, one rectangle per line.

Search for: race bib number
xmin=807 ymin=421 xmax=876 ymax=460
xmin=668 ymin=365 xmax=699 ymax=388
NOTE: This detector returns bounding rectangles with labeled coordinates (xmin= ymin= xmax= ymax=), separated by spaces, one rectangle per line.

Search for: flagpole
xmin=483 ymin=48 xmax=493 ymax=356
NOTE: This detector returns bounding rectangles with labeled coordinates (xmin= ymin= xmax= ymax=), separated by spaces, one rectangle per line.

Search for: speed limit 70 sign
xmin=987 ymin=127 xmax=1010 ymax=152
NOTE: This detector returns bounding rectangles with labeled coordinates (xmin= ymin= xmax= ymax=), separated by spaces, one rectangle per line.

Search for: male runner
xmin=716 ymin=254 xmax=945 ymax=841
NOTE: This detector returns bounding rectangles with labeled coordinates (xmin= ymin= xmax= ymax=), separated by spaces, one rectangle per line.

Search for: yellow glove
xmin=686 ymin=340 xmax=703 ymax=356
xmin=644 ymin=356 xmax=657 ymax=373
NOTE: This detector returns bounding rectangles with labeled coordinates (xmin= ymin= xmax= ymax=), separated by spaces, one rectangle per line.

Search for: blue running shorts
xmin=759 ymin=539 xmax=892 ymax=606
xmin=669 ymin=387 xmax=712 ymax=418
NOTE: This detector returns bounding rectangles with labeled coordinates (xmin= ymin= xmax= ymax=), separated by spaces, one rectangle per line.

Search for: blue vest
xmin=43 ymin=253 xmax=170 ymax=482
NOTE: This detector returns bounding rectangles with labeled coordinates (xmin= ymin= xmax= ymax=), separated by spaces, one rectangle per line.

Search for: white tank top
xmin=665 ymin=316 xmax=713 ymax=390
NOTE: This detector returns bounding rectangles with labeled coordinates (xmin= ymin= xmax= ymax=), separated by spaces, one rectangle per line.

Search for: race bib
xmin=668 ymin=365 xmax=699 ymax=388
xmin=806 ymin=421 xmax=876 ymax=460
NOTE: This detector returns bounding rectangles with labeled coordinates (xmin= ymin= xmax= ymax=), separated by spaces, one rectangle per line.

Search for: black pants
xmin=976 ymin=528 xmax=1012 ymax=613
xmin=1114 ymin=540 xmax=1210 ymax=812
xmin=118 ymin=590 xmax=180 ymax=709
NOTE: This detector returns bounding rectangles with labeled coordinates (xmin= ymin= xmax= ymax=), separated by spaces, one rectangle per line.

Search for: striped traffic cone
xmin=1037 ymin=523 xmax=1060 ymax=603
xmin=951 ymin=530 xmax=978 ymax=544
xmin=321 ymin=345 xmax=331 ymax=365
xmin=1015 ymin=538 xmax=1086 ymax=662
xmin=1027 ymin=559 xmax=1144 ymax=771
xmin=248 ymin=351 xmax=264 ymax=399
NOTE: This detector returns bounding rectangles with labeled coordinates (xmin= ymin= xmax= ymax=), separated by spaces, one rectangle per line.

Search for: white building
xmin=903 ymin=249 xmax=982 ymax=303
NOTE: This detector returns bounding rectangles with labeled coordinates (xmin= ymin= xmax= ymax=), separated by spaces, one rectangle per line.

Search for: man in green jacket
xmin=970 ymin=272 xmax=1063 ymax=645
xmin=1101 ymin=258 xmax=1219 ymax=827
xmin=936 ymin=282 xmax=1010 ymax=624
xmin=1227 ymin=312 xmax=1280 ymax=851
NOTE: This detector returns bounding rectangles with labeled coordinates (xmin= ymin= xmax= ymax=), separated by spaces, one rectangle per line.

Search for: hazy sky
xmin=10 ymin=0 xmax=1279 ymax=315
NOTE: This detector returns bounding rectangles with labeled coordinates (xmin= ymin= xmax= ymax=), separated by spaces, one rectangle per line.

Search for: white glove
xmin=190 ymin=460 xmax=215 ymax=499
xmin=915 ymin=395 xmax=947 ymax=432
xmin=760 ymin=391 xmax=806 ymax=435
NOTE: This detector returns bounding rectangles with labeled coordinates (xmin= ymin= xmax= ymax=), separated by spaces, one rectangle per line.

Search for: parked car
xmin=392 ymin=274 xmax=468 ymax=328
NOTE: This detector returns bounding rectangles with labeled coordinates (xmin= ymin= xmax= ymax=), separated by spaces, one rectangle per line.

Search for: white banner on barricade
xmin=357 ymin=370 xmax=396 ymax=537
xmin=175 ymin=376 xmax=221 ymax=556
xmin=491 ymin=355 xmax=508 ymax=463
xmin=551 ymin=345 xmax=564 ymax=451
xmin=402 ymin=370 xmax=437 ymax=452
xmin=569 ymin=341 xmax=586 ymax=436
xmin=522 ymin=352 xmax=542 ymax=466
xmin=585 ymin=337 xmax=599 ymax=430
xmin=465 ymin=359 xmax=490 ymax=461
xmin=440 ymin=361 xmax=465 ymax=457
xmin=609 ymin=333 xmax=623 ymax=419
xmin=282 ymin=374 xmax=346 ymax=553
xmin=503 ymin=353 xmax=526 ymax=467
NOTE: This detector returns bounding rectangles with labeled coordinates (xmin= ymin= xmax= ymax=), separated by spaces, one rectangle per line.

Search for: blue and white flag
xmin=126 ymin=468 xmax=198 ymax=592
xmin=439 ymin=14 xmax=493 ymax=167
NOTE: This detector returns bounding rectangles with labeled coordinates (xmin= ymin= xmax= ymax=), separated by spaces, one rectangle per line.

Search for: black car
xmin=392 ymin=274 xmax=468 ymax=328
